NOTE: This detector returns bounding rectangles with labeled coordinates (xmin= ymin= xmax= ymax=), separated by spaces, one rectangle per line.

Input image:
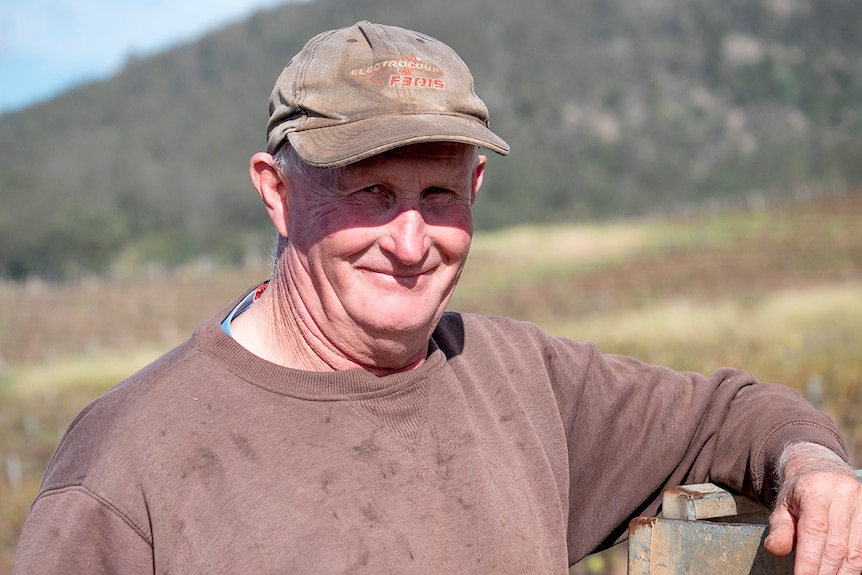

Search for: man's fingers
xmin=792 ymin=504 xmax=832 ymax=575
xmin=836 ymin=502 xmax=862 ymax=575
xmin=765 ymin=506 xmax=796 ymax=557
xmin=782 ymin=474 xmax=862 ymax=575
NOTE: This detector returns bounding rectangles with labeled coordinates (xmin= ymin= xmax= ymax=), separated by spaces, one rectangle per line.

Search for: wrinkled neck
xmin=233 ymin=259 xmax=429 ymax=376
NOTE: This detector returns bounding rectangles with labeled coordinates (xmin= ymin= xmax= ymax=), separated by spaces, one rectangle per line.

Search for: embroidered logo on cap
xmin=350 ymin=55 xmax=445 ymax=89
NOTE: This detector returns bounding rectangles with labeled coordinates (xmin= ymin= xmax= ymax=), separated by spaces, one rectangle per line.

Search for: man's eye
xmin=352 ymin=185 xmax=393 ymax=206
xmin=423 ymin=187 xmax=457 ymax=201
xmin=354 ymin=185 xmax=386 ymax=198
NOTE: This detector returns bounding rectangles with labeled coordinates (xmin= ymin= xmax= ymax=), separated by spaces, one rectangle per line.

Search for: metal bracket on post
xmin=628 ymin=483 xmax=792 ymax=575
xmin=628 ymin=471 xmax=862 ymax=575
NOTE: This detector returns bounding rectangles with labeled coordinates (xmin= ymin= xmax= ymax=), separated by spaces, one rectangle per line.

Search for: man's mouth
xmin=363 ymin=266 xmax=434 ymax=288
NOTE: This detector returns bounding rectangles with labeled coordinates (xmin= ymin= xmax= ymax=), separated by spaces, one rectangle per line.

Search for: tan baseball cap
xmin=266 ymin=21 xmax=510 ymax=167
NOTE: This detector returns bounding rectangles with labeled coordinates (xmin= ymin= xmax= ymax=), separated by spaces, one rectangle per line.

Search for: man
xmin=13 ymin=21 xmax=862 ymax=574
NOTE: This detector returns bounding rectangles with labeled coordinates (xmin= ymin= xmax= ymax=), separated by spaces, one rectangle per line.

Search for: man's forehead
xmin=380 ymin=142 xmax=476 ymax=159
xmin=347 ymin=142 xmax=475 ymax=170
xmin=334 ymin=143 xmax=476 ymax=183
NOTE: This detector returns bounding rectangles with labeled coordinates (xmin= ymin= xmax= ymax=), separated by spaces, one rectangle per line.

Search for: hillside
xmin=1 ymin=0 xmax=862 ymax=278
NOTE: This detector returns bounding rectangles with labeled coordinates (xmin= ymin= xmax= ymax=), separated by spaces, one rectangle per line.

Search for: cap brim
xmin=287 ymin=114 xmax=510 ymax=168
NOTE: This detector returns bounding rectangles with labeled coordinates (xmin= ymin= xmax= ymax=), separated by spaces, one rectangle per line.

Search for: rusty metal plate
xmin=628 ymin=516 xmax=794 ymax=575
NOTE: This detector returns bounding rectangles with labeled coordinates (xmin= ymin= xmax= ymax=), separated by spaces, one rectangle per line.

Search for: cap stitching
xmin=368 ymin=22 xmax=414 ymax=112
xmin=294 ymin=30 xmax=335 ymax=130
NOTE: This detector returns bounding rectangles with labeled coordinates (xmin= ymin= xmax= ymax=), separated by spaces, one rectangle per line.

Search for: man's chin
xmin=358 ymin=313 xmax=439 ymax=340
xmin=342 ymin=325 xmax=433 ymax=375
xmin=350 ymin=303 xmax=446 ymax=343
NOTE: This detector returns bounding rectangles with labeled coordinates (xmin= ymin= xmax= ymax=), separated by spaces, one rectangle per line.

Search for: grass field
xmin=1 ymin=191 xmax=861 ymax=573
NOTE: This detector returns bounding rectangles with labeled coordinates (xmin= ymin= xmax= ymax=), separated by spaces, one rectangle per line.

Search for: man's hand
xmin=765 ymin=442 xmax=862 ymax=574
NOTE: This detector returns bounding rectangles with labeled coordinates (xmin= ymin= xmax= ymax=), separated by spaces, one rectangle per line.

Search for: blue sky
xmin=0 ymin=0 xmax=295 ymax=115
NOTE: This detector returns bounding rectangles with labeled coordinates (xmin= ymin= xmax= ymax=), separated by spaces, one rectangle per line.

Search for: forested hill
xmin=2 ymin=0 xmax=861 ymax=279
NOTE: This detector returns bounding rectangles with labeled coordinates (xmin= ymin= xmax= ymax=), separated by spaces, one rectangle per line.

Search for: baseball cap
xmin=266 ymin=21 xmax=509 ymax=167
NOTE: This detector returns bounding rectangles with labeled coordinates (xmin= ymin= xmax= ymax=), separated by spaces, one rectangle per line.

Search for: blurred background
xmin=1 ymin=0 xmax=861 ymax=572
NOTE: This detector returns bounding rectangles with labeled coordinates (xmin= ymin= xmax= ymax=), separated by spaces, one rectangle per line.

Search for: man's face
xmin=283 ymin=142 xmax=485 ymax=366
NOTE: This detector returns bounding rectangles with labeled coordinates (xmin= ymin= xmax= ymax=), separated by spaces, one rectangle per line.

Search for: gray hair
xmin=268 ymin=144 xmax=336 ymax=266
xmin=272 ymin=144 xmax=336 ymax=190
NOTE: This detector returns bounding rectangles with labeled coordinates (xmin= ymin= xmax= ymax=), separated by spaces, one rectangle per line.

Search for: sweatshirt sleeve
xmin=13 ymin=487 xmax=154 ymax=575
xmin=542 ymin=336 xmax=847 ymax=557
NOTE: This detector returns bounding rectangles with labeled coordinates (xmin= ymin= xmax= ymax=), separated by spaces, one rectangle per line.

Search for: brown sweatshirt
xmin=13 ymin=292 xmax=847 ymax=574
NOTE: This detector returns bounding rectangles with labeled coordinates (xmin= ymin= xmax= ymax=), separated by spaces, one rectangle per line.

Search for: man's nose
xmin=379 ymin=208 xmax=431 ymax=266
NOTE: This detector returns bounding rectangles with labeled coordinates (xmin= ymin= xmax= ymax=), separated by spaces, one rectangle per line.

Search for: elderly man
xmin=13 ymin=21 xmax=862 ymax=574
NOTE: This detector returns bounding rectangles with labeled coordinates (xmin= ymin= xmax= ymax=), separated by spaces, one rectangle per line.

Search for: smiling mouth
xmin=364 ymin=267 xmax=433 ymax=287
